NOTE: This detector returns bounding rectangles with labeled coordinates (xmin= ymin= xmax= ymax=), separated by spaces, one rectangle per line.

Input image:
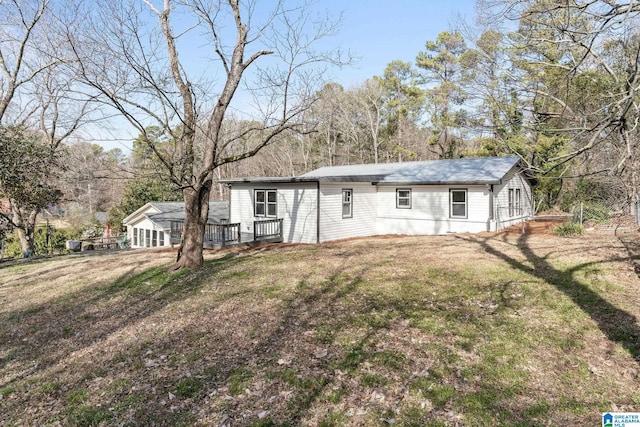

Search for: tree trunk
xmin=173 ymin=180 xmax=212 ymax=269
xmin=12 ymin=207 xmax=37 ymax=257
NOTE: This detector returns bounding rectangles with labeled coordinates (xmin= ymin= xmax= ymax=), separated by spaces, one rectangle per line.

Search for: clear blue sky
xmin=321 ymin=0 xmax=478 ymax=86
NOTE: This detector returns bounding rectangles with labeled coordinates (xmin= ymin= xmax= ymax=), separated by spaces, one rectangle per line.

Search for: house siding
xmin=494 ymin=168 xmax=533 ymax=229
xmin=376 ymin=185 xmax=492 ymax=235
xmin=318 ymin=183 xmax=378 ymax=242
xmin=126 ymin=217 xmax=170 ymax=248
xmin=229 ymin=182 xmax=318 ymax=244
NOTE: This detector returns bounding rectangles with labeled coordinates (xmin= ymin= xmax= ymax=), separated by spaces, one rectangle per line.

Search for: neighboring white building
xmin=222 ymin=157 xmax=535 ymax=244
xmin=122 ymin=201 xmax=229 ymax=248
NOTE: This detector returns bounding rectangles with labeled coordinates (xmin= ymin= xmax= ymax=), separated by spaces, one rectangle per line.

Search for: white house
xmin=123 ymin=201 xmax=229 ymax=248
xmin=221 ymin=156 xmax=535 ymax=244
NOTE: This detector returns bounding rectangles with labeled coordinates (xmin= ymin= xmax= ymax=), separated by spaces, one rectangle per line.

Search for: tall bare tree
xmin=69 ymin=0 xmax=345 ymax=268
xmin=489 ymin=0 xmax=640 ymax=202
xmin=0 ymin=0 xmax=89 ymax=255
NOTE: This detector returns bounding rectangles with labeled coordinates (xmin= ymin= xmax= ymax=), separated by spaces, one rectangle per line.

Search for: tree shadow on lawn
xmin=456 ymin=232 xmax=640 ymax=363
xmin=0 ymin=247 xmax=384 ymax=426
xmin=0 ymin=249 xmax=254 ymax=396
xmin=124 ymin=256 xmax=567 ymax=426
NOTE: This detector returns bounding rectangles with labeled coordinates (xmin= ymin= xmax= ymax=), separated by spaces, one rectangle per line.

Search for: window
xmin=145 ymin=229 xmax=151 ymax=247
xmin=133 ymin=228 xmax=138 ymax=246
xmin=342 ymin=189 xmax=353 ymax=218
xmin=396 ymin=188 xmax=412 ymax=209
xmin=255 ymin=190 xmax=277 ymax=217
xmin=450 ymin=189 xmax=467 ymax=218
xmin=159 ymin=231 xmax=165 ymax=246
xmin=139 ymin=229 xmax=144 ymax=247
xmin=508 ymin=188 xmax=522 ymax=217
xmin=508 ymin=189 xmax=514 ymax=217
xmin=152 ymin=230 xmax=158 ymax=247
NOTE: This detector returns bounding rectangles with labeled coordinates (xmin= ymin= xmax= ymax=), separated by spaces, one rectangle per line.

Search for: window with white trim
xmin=509 ymin=188 xmax=522 ymax=217
xmin=133 ymin=228 xmax=138 ymax=246
xmin=342 ymin=189 xmax=353 ymax=218
xmin=159 ymin=231 xmax=165 ymax=246
xmin=255 ymin=190 xmax=277 ymax=217
xmin=508 ymin=189 xmax=514 ymax=217
xmin=396 ymin=188 xmax=412 ymax=209
xmin=450 ymin=189 xmax=467 ymax=218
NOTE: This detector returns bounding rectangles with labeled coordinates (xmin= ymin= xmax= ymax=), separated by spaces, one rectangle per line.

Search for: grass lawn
xmin=1 ymin=229 xmax=640 ymax=426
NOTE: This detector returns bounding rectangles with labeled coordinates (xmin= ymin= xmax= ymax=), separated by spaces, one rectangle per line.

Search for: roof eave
xmin=221 ymin=177 xmax=319 ymax=184
xmin=376 ymin=180 xmax=502 ymax=186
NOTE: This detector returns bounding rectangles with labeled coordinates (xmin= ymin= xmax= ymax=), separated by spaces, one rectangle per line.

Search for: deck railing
xmin=254 ymin=218 xmax=283 ymax=241
xmin=205 ymin=222 xmax=241 ymax=245
xmin=170 ymin=221 xmax=241 ymax=246
xmin=170 ymin=221 xmax=183 ymax=244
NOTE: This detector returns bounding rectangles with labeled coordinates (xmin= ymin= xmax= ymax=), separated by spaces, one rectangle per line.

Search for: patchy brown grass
xmin=1 ymin=229 xmax=640 ymax=426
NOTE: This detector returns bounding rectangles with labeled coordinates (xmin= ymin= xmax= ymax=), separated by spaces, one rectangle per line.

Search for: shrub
xmin=1 ymin=226 xmax=84 ymax=258
xmin=553 ymin=222 xmax=584 ymax=237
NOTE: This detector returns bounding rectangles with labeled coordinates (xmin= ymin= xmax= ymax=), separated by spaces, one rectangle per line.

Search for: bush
xmin=1 ymin=226 xmax=83 ymax=258
xmin=553 ymin=222 xmax=584 ymax=237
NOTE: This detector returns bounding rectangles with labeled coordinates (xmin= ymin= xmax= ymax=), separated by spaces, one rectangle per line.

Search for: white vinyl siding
xmin=226 ymin=167 xmax=533 ymax=243
xmin=494 ymin=168 xmax=533 ymax=229
xmin=319 ymin=183 xmax=377 ymax=242
xmin=126 ymin=217 xmax=170 ymax=249
xmin=229 ymin=182 xmax=318 ymax=244
xmin=376 ymin=185 xmax=491 ymax=235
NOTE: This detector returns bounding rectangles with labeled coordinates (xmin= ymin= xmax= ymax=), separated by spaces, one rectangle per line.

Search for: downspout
xmin=316 ymin=180 xmax=320 ymax=244
xmin=488 ymin=184 xmax=495 ymax=232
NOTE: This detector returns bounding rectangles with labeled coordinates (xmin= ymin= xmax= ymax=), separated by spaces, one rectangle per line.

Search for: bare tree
xmin=0 ymin=0 xmax=90 ymax=255
xmin=69 ymin=0 xmax=345 ymax=268
xmin=488 ymin=0 xmax=640 ymax=201
xmin=342 ymin=78 xmax=386 ymax=163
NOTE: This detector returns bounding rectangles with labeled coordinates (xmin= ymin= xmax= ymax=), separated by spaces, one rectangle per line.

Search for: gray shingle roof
xmin=125 ymin=201 xmax=229 ymax=230
xmin=301 ymin=156 xmax=524 ymax=184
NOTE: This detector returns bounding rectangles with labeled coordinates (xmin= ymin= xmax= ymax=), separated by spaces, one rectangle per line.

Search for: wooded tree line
xmin=228 ymin=1 xmax=640 ymax=213
xmin=1 ymin=0 xmax=639 ymax=266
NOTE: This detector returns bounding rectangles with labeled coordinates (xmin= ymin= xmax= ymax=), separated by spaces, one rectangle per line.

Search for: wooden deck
xmin=170 ymin=218 xmax=283 ymax=248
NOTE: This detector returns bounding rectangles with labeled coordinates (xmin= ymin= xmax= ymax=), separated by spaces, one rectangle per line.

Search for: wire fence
xmin=572 ymin=199 xmax=639 ymax=229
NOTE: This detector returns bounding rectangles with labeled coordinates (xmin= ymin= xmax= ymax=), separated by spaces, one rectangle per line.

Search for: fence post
xmin=636 ymin=200 xmax=640 ymax=227
xmin=580 ymin=202 xmax=584 ymax=225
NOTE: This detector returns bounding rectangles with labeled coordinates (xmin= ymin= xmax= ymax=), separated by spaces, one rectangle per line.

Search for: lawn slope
xmin=1 ymin=231 xmax=640 ymax=426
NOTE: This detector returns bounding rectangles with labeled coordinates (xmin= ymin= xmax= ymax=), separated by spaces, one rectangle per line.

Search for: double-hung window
xmin=508 ymin=189 xmax=514 ymax=216
xmin=342 ymin=189 xmax=353 ymax=218
xmin=396 ymin=188 xmax=412 ymax=209
xmin=133 ymin=228 xmax=138 ymax=246
xmin=450 ymin=189 xmax=467 ymax=218
xmin=509 ymin=188 xmax=522 ymax=217
xmin=255 ymin=190 xmax=277 ymax=217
